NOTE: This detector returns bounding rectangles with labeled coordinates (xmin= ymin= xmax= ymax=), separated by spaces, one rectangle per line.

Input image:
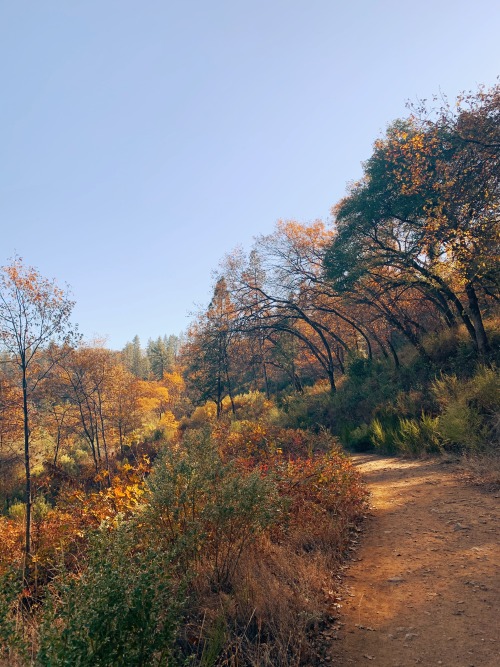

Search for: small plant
xmin=371 ymin=418 xmax=398 ymax=454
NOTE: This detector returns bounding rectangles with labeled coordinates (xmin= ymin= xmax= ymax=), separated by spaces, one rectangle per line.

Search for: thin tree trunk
xmin=216 ymin=372 xmax=223 ymax=418
xmin=96 ymin=387 xmax=112 ymax=486
xmin=326 ymin=366 xmax=336 ymax=393
xmin=223 ymin=350 xmax=236 ymax=415
xmin=293 ymin=373 xmax=304 ymax=393
xmin=336 ymin=345 xmax=345 ymax=374
xmin=262 ymin=361 xmax=270 ymax=398
xmin=53 ymin=431 xmax=61 ymax=467
xmin=387 ymin=338 xmax=400 ymax=369
xmin=99 ymin=415 xmax=112 ymax=487
xmin=22 ymin=363 xmax=31 ymax=574
xmin=259 ymin=336 xmax=270 ymax=398
xmin=465 ymin=282 xmax=490 ymax=356
xmin=370 ymin=330 xmax=389 ymax=359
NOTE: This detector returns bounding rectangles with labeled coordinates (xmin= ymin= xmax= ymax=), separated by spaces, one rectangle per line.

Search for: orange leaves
xmin=275 ymin=218 xmax=334 ymax=254
xmin=0 ymin=452 xmax=152 ymax=580
xmin=1 ymin=257 xmax=73 ymax=328
xmin=0 ymin=516 xmax=23 ymax=574
xmin=102 ymin=480 xmax=146 ymax=516
xmin=88 ymin=457 xmax=150 ymax=521
xmin=162 ymin=371 xmax=184 ymax=401
xmin=136 ymin=380 xmax=170 ymax=417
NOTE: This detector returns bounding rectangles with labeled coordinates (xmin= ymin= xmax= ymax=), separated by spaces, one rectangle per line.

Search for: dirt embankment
xmin=328 ymin=455 xmax=500 ymax=667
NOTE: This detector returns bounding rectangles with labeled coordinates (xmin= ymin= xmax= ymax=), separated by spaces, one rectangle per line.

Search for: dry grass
xmin=176 ymin=446 xmax=368 ymax=665
xmin=1 ymin=431 xmax=366 ymax=666
xmin=459 ymin=405 xmax=500 ymax=489
xmin=460 ymin=451 xmax=500 ymax=490
xmin=181 ymin=459 xmax=366 ymax=666
xmin=183 ymin=530 xmax=349 ymax=666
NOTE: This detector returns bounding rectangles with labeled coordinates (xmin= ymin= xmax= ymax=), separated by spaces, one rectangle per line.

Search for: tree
xmin=0 ymin=258 xmax=79 ymax=575
xmin=222 ymin=225 xmax=357 ymax=393
xmin=60 ymin=344 xmax=115 ymax=478
xmin=325 ymin=85 xmax=500 ymax=358
xmin=183 ymin=279 xmax=238 ymax=416
xmin=106 ymin=363 xmax=142 ymax=455
xmin=122 ymin=335 xmax=150 ymax=379
xmin=146 ymin=336 xmax=174 ymax=380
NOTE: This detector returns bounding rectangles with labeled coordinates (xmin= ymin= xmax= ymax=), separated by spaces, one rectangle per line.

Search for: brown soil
xmin=328 ymin=455 xmax=500 ymax=667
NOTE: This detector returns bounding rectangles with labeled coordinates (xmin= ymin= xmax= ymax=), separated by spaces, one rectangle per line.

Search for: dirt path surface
xmin=328 ymin=455 xmax=500 ymax=667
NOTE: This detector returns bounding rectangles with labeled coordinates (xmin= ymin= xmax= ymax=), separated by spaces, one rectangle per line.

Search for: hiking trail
xmin=328 ymin=455 xmax=500 ymax=667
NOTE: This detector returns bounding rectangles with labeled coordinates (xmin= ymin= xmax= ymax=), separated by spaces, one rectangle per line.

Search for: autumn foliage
xmin=0 ymin=83 xmax=499 ymax=665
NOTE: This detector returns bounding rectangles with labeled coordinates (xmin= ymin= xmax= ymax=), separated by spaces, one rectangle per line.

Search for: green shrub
xmin=438 ymin=400 xmax=485 ymax=450
xmin=345 ymin=413 xmax=442 ymax=457
xmin=37 ymin=525 xmax=184 ymax=667
xmin=0 ymin=567 xmax=26 ymax=664
xmin=279 ymin=383 xmax=337 ymax=432
xmin=227 ymin=391 xmax=279 ymax=422
xmin=145 ymin=429 xmax=282 ymax=589
xmin=345 ymin=423 xmax=373 ymax=451
xmin=433 ymin=366 xmax=500 ymax=451
xmin=8 ymin=496 xmax=50 ymax=523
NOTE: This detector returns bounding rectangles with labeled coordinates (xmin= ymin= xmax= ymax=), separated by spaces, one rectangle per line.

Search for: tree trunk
xmin=262 ymin=361 xmax=270 ymax=398
xmin=96 ymin=392 xmax=112 ymax=487
xmin=387 ymin=338 xmax=401 ymax=369
xmin=370 ymin=331 xmax=389 ymax=359
xmin=465 ymin=282 xmax=490 ymax=356
xmin=216 ymin=372 xmax=223 ymax=418
xmin=293 ymin=373 xmax=304 ymax=393
xmin=259 ymin=336 xmax=270 ymax=398
xmin=53 ymin=431 xmax=61 ymax=467
xmin=22 ymin=363 xmax=31 ymax=575
xmin=224 ymin=363 xmax=236 ymax=415
xmin=326 ymin=366 xmax=336 ymax=393
xmin=335 ymin=345 xmax=345 ymax=374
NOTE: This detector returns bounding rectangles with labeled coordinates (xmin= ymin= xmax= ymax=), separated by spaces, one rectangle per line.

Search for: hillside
xmin=0 ymin=81 xmax=498 ymax=665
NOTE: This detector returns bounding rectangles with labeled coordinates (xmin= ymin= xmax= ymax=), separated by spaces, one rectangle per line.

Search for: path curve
xmin=328 ymin=455 xmax=500 ymax=667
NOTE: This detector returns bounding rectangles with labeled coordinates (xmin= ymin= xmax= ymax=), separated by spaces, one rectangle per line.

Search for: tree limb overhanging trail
xmin=328 ymin=455 xmax=500 ymax=667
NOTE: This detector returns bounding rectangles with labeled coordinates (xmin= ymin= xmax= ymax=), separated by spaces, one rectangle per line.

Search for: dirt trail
xmin=328 ymin=455 xmax=500 ymax=667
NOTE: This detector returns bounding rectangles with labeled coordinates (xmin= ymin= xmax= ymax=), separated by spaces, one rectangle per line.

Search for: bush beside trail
xmin=0 ymin=426 xmax=366 ymax=667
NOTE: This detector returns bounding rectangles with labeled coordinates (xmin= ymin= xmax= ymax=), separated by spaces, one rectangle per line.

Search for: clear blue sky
xmin=1 ymin=1 xmax=499 ymax=349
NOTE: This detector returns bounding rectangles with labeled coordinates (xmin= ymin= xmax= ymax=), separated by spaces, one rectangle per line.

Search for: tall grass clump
xmin=393 ymin=414 xmax=442 ymax=456
xmin=433 ymin=365 xmax=499 ymax=452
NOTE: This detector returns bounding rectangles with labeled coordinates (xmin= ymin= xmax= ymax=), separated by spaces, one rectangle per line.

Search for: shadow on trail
xmin=330 ymin=454 xmax=500 ymax=666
